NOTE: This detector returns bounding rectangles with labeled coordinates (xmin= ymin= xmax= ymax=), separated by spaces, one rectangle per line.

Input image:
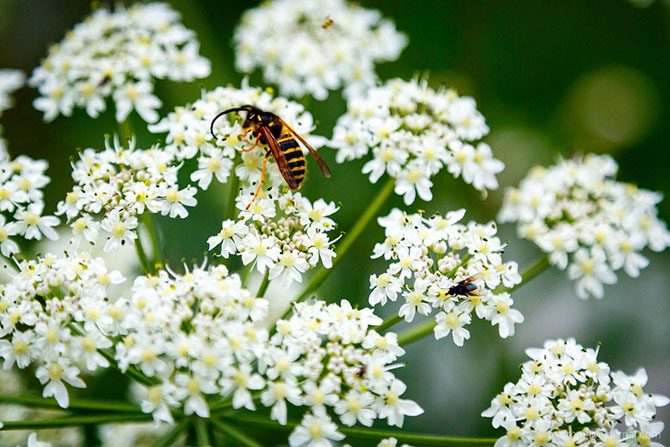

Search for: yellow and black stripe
xmin=278 ymin=134 xmax=306 ymax=184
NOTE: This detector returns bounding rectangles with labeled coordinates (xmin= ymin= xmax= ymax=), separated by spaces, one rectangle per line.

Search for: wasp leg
xmin=241 ymin=134 xmax=262 ymax=153
xmin=246 ymin=151 xmax=271 ymax=210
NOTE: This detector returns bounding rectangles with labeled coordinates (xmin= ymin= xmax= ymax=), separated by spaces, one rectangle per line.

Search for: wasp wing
xmin=259 ymin=125 xmax=300 ymax=190
xmin=278 ymin=118 xmax=332 ymax=177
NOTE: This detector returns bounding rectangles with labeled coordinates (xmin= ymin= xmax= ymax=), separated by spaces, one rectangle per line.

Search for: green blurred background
xmin=0 ymin=0 xmax=669 ymax=444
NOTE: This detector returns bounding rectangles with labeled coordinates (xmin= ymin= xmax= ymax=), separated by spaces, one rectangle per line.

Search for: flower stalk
xmin=0 ymin=394 xmax=140 ymax=413
xmin=218 ymin=413 xmax=496 ymax=446
xmin=273 ymin=178 xmax=395 ymax=329
xmin=211 ymin=417 xmax=263 ymax=447
xmin=0 ymin=414 xmax=152 ymax=430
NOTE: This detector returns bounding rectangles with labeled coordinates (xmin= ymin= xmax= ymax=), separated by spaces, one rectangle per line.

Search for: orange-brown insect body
xmin=242 ymin=107 xmax=308 ymax=190
xmin=210 ymin=105 xmax=331 ymax=208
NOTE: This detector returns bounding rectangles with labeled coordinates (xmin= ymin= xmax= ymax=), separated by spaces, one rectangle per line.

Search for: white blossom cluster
xmin=0 ymin=69 xmax=25 ymax=154
xmin=482 ymin=338 xmax=669 ymax=447
xmin=330 ymin=78 xmax=504 ymax=205
xmin=29 ymin=2 xmax=210 ymax=123
xmin=0 ymin=152 xmax=59 ymax=257
xmin=233 ymin=0 xmax=407 ymax=100
xmin=0 ymin=253 xmax=125 ymax=409
xmin=118 ymin=264 xmax=270 ymax=424
xmin=499 ymin=154 xmax=670 ymax=299
xmin=208 ymin=190 xmax=338 ymax=285
xmin=369 ymin=208 xmax=523 ymax=346
xmin=56 ymin=136 xmax=196 ymax=252
xmin=150 ymin=83 xmax=328 ymax=204
xmin=275 ymin=300 xmax=423 ymax=446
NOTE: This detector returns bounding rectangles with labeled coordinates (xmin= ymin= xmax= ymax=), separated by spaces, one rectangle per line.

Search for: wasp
xmin=322 ymin=16 xmax=334 ymax=29
xmin=210 ymin=105 xmax=331 ymax=209
xmin=447 ymin=275 xmax=479 ymax=297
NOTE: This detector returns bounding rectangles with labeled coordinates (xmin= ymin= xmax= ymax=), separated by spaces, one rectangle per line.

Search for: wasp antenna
xmin=209 ymin=105 xmax=255 ymax=140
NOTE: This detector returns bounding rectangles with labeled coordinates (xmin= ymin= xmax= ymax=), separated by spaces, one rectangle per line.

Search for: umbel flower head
xmin=208 ymin=190 xmax=339 ymax=286
xmin=274 ymin=300 xmax=423 ymax=446
xmin=499 ymin=154 xmax=670 ymax=299
xmin=0 ymin=253 xmax=124 ymax=409
xmin=233 ymin=0 xmax=407 ymax=100
xmin=29 ymin=2 xmax=210 ymax=123
xmin=0 ymin=153 xmax=59 ymax=255
xmin=0 ymin=69 xmax=25 ymax=154
xmin=330 ymin=78 xmax=504 ymax=205
xmin=369 ymin=209 xmax=522 ymax=346
xmin=56 ymin=136 xmax=196 ymax=252
xmin=482 ymin=338 xmax=669 ymax=447
xmin=150 ymin=81 xmax=328 ymax=207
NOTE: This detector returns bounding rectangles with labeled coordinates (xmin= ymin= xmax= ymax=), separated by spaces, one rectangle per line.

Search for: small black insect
xmin=447 ymin=276 xmax=479 ymax=297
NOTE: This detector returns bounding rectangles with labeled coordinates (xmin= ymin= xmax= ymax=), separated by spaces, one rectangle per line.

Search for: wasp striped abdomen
xmin=278 ymin=134 xmax=306 ymax=188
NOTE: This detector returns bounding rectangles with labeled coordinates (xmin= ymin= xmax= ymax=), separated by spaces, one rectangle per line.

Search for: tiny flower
xmin=499 ymin=154 xmax=670 ymax=299
xmin=331 ymin=78 xmax=502 ymax=204
xmin=234 ymin=0 xmax=406 ymax=100
xmin=29 ymin=3 xmax=210 ymax=123
xmin=483 ymin=338 xmax=668 ymax=445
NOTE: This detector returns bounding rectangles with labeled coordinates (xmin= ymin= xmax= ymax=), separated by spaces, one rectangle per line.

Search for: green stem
xmin=211 ymin=418 xmax=263 ymax=447
xmin=0 ymin=413 xmax=152 ymax=430
xmin=376 ymin=314 xmax=403 ymax=333
xmin=397 ymin=255 xmax=553 ymax=346
xmin=134 ymin=237 xmax=153 ymax=274
xmin=272 ymin=178 xmax=395 ymax=329
xmin=0 ymin=394 xmax=141 ymax=413
xmin=398 ymin=319 xmax=436 ymax=346
xmin=119 ymin=118 xmax=134 ymax=143
xmin=225 ymin=173 xmax=240 ymax=221
xmin=69 ymin=323 xmax=158 ymax=386
xmin=142 ymin=212 xmax=163 ymax=267
xmin=218 ymin=414 xmax=495 ymax=446
xmin=1 ymin=254 xmax=20 ymax=273
xmin=505 ymin=254 xmax=551 ymax=293
xmin=255 ymin=271 xmax=270 ymax=298
xmin=192 ymin=417 xmax=211 ymax=447
xmin=152 ymin=419 xmax=189 ymax=447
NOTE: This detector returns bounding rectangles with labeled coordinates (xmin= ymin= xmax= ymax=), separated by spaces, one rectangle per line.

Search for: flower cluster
xmin=0 ymin=69 xmax=25 ymax=154
xmin=208 ymin=191 xmax=338 ymax=285
xmin=499 ymin=154 xmax=670 ymax=299
xmin=233 ymin=0 xmax=407 ymax=100
xmin=274 ymin=300 xmax=422 ymax=446
xmin=1 ymin=152 xmax=58 ymax=257
xmin=0 ymin=253 xmax=124 ymax=408
xmin=56 ymin=136 xmax=196 ymax=252
xmin=330 ymin=78 xmax=504 ymax=205
xmin=150 ymin=82 xmax=328 ymax=206
xmin=119 ymin=264 xmax=269 ymax=423
xmin=369 ymin=209 xmax=523 ymax=346
xmin=483 ymin=338 xmax=669 ymax=446
xmin=29 ymin=2 xmax=210 ymax=123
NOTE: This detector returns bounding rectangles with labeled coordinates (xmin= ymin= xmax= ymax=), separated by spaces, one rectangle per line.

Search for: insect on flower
xmin=322 ymin=16 xmax=335 ymax=29
xmin=210 ymin=105 xmax=331 ymax=209
xmin=448 ymin=275 xmax=479 ymax=297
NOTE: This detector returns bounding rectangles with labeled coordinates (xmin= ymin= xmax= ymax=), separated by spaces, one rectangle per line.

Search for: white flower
xmin=58 ymin=137 xmax=194 ymax=252
xmin=0 ymin=69 xmax=24 ymax=154
xmin=234 ymin=0 xmax=406 ymax=100
xmin=288 ymin=413 xmax=345 ymax=447
xmin=483 ymin=338 xmax=668 ymax=445
xmin=369 ymin=208 xmax=522 ymax=346
xmin=331 ymin=78 xmax=503 ymax=204
xmin=35 ymin=358 xmax=86 ymax=408
xmin=500 ymin=154 xmax=670 ymax=299
xmin=376 ymin=379 xmax=424 ymax=427
xmin=29 ymin=3 xmax=210 ymax=123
